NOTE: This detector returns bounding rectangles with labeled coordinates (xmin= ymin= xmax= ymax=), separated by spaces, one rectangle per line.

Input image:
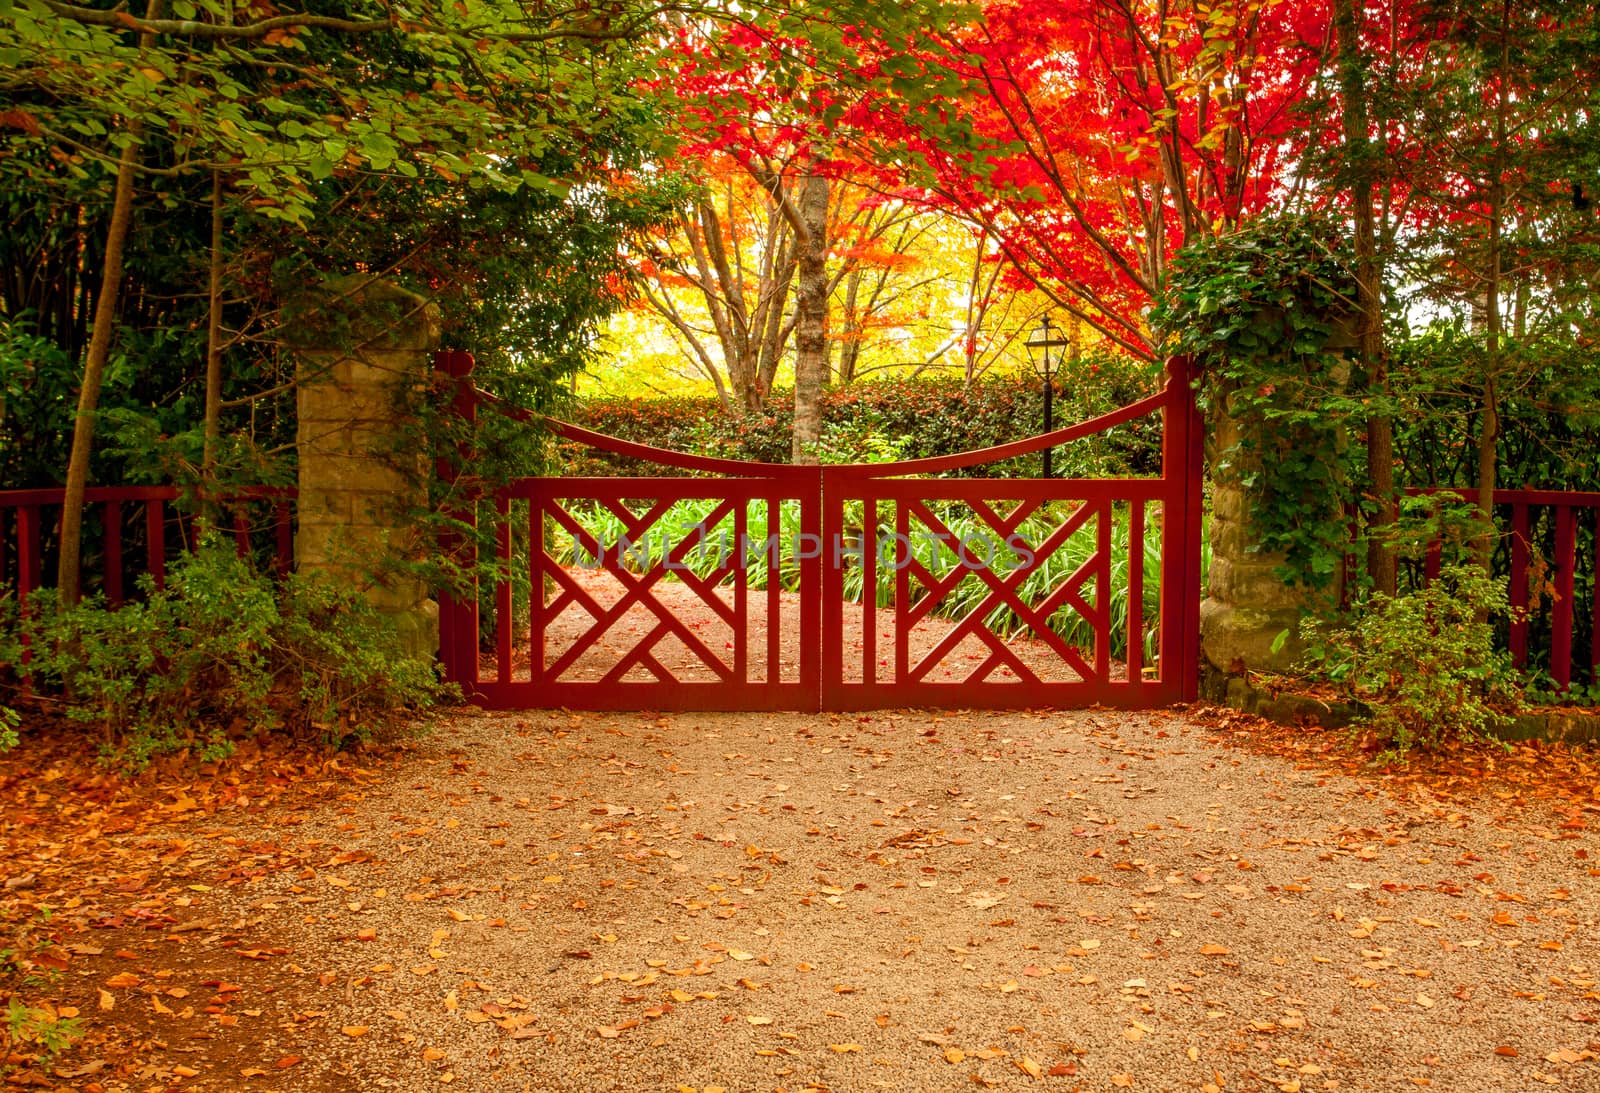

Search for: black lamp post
xmin=1025 ymin=314 xmax=1070 ymax=478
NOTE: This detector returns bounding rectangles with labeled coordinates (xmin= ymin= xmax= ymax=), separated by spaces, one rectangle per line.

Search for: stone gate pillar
xmin=289 ymin=275 xmax=440 ymax=660
xmin=1198 ymin=402 xmax=1317 ymax=690
xmin=1196 ymin=324 xmax=1356 ymax=713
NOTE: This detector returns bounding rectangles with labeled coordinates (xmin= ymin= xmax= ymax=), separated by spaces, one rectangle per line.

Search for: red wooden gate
xmin=435 ymin=352 xmax=1203 ymax=711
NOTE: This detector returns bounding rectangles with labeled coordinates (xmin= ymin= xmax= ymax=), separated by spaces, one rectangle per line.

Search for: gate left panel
xmin=465 ymin=476 xmax=822 ymax=711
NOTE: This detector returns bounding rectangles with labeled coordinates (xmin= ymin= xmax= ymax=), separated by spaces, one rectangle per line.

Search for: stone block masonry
xmin=289 ymin=275 xmax=440 ymax=660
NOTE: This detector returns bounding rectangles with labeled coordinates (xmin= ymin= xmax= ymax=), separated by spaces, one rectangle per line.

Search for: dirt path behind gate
xmin=505 ymin=568 xmax=1098 ymax=686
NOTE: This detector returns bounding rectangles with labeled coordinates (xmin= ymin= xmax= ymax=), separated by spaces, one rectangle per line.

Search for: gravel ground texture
xmin=151 ymin=705 xmax=1600 ymax=1093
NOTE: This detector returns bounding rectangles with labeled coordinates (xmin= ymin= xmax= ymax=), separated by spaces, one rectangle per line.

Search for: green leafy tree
xmin=2 ymin=0 xmax=686 ymax=599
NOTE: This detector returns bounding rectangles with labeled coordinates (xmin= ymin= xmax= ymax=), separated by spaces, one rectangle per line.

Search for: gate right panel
xmin=821 ymin=479 xmax=1184 ymax=709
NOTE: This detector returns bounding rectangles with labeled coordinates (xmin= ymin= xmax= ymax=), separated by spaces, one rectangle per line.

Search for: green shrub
xmin=5 ymin=540 xmax=447 ymax=765
xmin=1298 ymin=562 xmax=1521 ymax=757
xmin=0 ymin=906 xmax=84 ymax=1070
xmin=0 ymin=706 xmax=18 ymax=752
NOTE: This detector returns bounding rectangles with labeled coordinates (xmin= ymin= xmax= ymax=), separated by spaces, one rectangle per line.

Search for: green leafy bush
xmin=1153 ymin=213 xmax=1363 ymax=592
xmin=0 ymin=906 xmax=84 ymax=1070
xmin=5 ymin=540 xmax=447 ymax=765
xmin=1298 ymin=563 xmax=1521 ymax=757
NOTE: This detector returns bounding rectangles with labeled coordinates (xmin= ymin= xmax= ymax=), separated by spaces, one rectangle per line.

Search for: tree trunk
xmin=790 ymin=173 xmax=829 ymax=465
xmin=753 ymin=217 xmax=794 ymax=410
xmin=755 ymin=259 xmax=791 ymax=406
xmin=56 ymin=0 xmax=162 ymax=605
xmin=1332 ymin=0 xmax=1396 ymax=596
xmin=203 ymin=170 xmax=224 ymax=490
xmin=836 ymin=266 xmax=863 ymax=386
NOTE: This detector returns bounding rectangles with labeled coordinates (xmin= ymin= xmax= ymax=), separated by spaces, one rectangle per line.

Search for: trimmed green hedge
xmin=562 ymin=355 xmax=1165 ymax=478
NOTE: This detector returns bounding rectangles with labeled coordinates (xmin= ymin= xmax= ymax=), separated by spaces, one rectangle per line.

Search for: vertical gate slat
xmin=767 ymin=496 xmax=781 ymax=684
xmin=496 ymin=495 xmax=513 ymax=685
xmin=1146 ymin=355 xmax=1206 ymax=704
xmin=146 ymin=497 xmax=166 ymax=591
xmin=1591 ymin=509 xmax=1599 ymax=678
xmin=1184 ymin=360 xmax=1205 ymax=702
xmin=734 ymin=500 xmax=747 ymax=683
xmin=894 ymin=500 xmax=910 ymax=683
xmin=274 ymin=502 xmax=293 ymax=579
xmin=436 ymin=348 xmax=481 ymax=697
xmin=820 ymin=472 xmax=844 ymax=695
xmin=16 ymin=505 xmax=38 ymax=669
xmin=1552 ymin=504 xmax=1576 ymax=690
xmin=437 ymin=562 xmax=455 ymax=687
xmin=799 ymin=469 xmax=823 ymax=707
xmin=863 ymin=498 xmax=877 ymax=685
xmin=104 ymin=500 xmax=124 ymax=607
xmin=1095 ymin=500 xmax=1111 ymax=682
xmin=1587 ymin=508 xmax=1600 ymax=678
xmin=529 ymin=497 xmax=545 ymax=685
xmin=17 ymin=505 xmax=40 ymax=603
xmin=1127 ymin=501 xmax=1144 ymax=684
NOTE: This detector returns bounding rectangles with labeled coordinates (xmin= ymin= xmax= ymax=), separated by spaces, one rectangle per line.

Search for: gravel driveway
xmin=61 ymin=704 xmax=1590 ymax=1093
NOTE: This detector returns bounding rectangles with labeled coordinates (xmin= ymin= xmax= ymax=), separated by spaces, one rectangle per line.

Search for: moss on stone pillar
xmin=1199 ymin=379 xmax=1346 ymax=685
xmin=288 ymin=275 xmax=441 ymax=661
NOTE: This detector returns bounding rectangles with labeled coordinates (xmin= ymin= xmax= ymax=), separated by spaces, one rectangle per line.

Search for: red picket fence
xmin=1411 ymin=487 xmax=1600 ymax=691
xmin=0 ymin=486 xmax=294 ymax=607
xmin=434 ymin=351 xmax=1206 ymax=712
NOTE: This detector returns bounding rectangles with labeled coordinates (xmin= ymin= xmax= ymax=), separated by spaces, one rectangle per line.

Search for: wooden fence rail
xmin=0 ymin=486 xmax=294 ymax=608
xmin=1411 ymin=487 xmax=1600 ymax=691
